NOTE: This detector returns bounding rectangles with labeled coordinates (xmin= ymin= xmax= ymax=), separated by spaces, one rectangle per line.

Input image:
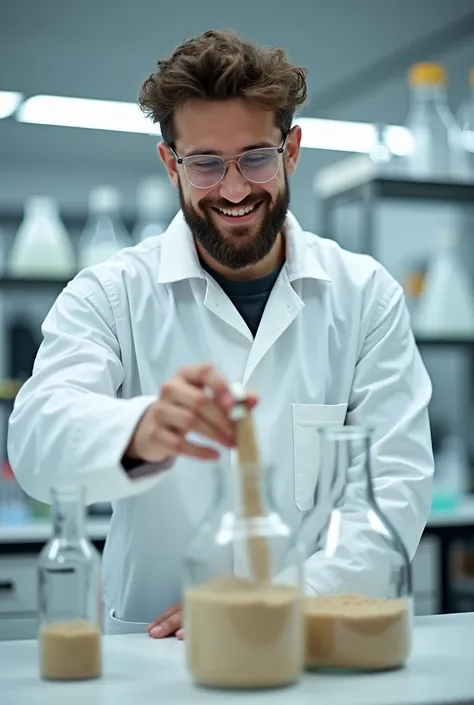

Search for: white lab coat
xmin=8 ymin=211 xmax=433 ymax=634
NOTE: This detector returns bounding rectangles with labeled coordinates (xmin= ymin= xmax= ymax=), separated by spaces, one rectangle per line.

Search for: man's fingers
xmin=149 ymin=610 xmax=182 ymax=638
xmin=147 ymin=603 xmax=181 ymax=633
xmin=244 ymin=393 xmax=259 ymax=410
xmin=179 ymin=365 xmax=234 ymax=411
xmin=164 ymin=381 xmax=235 ymax=440
xmin=180 ymin=439 xmax=220 ymax=460
xmin=160 ymin=400 xmax=235 ymax=447
xmin=176 ymin=628 xmax=185 ymax=640
xmin=148 ymin=424 xmax=221 ymax=462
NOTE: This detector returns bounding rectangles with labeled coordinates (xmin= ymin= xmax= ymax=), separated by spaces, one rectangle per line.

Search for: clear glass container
xmin=456 ymin=68 xmax=474 ymax=175
xmin=78 ymin=186 xmax=130 ymax=269
xmin=131 ymin=175 xmax=172 ymax=243
xmin=183 ymin=460 xmax=304 ymax=690
xmin=8 ymin=196 xmax=76 ymax=278
xmin=404 ymin=62 xmax=468 ymax=180
xmin=37 ymin=486 xmax=102 ymax=680
xmin=304 ymin=427 xmax=413 ymax=672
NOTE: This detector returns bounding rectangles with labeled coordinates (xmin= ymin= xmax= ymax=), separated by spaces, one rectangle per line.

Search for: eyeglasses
xmin=168 ymin=136 xmax=288 ymax=189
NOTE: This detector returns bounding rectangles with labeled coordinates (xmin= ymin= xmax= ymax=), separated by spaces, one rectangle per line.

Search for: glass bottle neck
xmin=214 ymin=460 xmax=275 ymax=521
xmin=410 ymin=85 xmax=448 ymax=107
xmin=51 ymin=487 xmax=86 ymax=541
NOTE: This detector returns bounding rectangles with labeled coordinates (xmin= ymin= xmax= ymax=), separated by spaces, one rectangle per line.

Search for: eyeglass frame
xmin=166 ymin=134 xmax=288 ymax=189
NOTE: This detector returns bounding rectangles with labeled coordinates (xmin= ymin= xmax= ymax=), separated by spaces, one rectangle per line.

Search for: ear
xmin=157 ymin=142 xmax=179 ymax=188
xmin=285 ymin=125 xmax=302 ymax=175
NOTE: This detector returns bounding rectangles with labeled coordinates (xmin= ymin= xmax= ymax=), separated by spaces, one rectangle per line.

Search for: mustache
xmin=199 ymin=195 xmax=268 ymax=211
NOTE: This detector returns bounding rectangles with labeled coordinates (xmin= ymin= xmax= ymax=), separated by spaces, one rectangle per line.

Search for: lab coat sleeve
xmin=7 ymin=273 xmax=170 ymax=506
xmin=301 ymin=274 xmax=434 ymax=596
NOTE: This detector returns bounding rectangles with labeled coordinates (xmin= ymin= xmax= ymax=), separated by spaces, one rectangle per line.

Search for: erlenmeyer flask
xmin=304 ymin=426 xmax=413 ymax=672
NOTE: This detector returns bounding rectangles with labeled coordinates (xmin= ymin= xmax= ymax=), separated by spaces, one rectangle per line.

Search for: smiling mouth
xmin=210 ymin=201 xmax=263 ymax=223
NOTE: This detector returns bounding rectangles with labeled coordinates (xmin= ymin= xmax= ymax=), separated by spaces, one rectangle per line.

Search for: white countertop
xmin=0 ymin=613 xmax=473 ymax=705
xmin=2 ymin=496 xmax=474 ymax=545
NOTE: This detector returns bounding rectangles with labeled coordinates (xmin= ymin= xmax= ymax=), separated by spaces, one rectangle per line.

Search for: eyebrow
xmin=183 ymin=142 xmax=276 ymax=158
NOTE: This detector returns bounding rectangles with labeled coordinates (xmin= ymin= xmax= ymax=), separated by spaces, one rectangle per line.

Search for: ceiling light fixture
xmin=0 ymin=91 xmax=24 ymax=120
xmin=16 ymin=94 xmax=160 ymax=135
xmin=9 ymin=92 xmax=414 ymax=155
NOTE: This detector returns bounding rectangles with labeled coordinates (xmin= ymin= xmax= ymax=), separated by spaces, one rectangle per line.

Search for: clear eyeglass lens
xmin=184 ymin=148 xmax=280 ymax=188
xmin=185 ymin=156 xmax=225 ymax=188
xmin=239 ymin=149 xmax=279 ymax=183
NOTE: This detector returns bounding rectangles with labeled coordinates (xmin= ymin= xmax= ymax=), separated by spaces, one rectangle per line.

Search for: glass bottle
xmin=183 ymin=460 xmax=304 ymax=690
xmin=413 ymin=229 xmax=474 ymax=340
xmin=78 ymin=186 xmax=129 ymax=269
xmin=8 ymin=197 xmax=76 ymax=278
xmin=131 ymin=175 xmax=171 ymax=243
xmin=404 ymin=62 xmax=468 ymax=180
xmin=456 ymin=67 xmax=474 ymax=175
xmin=37 ymin=486 xmax=102 ymax=680
xmin=304 ymin=427 xmax=412 ymax=672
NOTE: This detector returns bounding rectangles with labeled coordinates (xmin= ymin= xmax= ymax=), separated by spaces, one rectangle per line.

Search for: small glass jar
xmin=304 ymin=427 xmax=413 ymax=672
xmin=37 ymin=486 xmax=102 ymax=680
xmin=183 ymin=461 xmax=304 ymax=690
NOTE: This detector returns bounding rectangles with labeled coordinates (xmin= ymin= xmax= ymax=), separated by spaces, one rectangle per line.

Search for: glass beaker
xmin=183 ymin=461 xmax=304 ymax=690
xmin=37 ymin=486 xmax=102 ymax=680
xmin=304 ymin=427 xmax=413 ymax=672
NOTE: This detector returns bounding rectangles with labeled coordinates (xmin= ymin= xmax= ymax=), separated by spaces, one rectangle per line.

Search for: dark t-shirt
xmin=201 ymin=260 xmax=284 ymax=337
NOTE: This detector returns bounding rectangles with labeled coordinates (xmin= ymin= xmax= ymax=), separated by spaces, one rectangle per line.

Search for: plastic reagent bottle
xmin=78 ymin=186 xmax=129 ymax=269
xmin=8 ymin=197 xmax=76 ymax=278
xmin=404 ymin=63 xmax=468 ymax=180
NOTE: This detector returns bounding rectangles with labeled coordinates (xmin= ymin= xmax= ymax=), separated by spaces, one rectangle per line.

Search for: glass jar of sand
xmin=304 ymin=427 xmax=413 ymax=672
xmin=37 ymin=486 xmax=102 ymax=681
xmin=183 ymin=457 xmax=304 ymax=690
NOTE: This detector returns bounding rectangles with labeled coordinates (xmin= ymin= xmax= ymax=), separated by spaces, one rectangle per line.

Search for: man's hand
xmin=148 ymin=603 xmax=183 ymax=639
xmin=126 ymin=364 xmax=258 ymax=464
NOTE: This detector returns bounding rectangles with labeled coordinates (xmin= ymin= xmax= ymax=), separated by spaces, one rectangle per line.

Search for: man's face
xmin=159 ymin=98 xmax=301 ymax=270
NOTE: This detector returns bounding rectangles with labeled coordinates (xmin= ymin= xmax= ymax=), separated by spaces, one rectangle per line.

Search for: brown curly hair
xmin=138 ymin=29 xmax=308 ymax=144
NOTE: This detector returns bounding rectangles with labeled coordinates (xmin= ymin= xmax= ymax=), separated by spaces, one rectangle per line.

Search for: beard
xmin=178 ymin=173 xmax=290 ymax=270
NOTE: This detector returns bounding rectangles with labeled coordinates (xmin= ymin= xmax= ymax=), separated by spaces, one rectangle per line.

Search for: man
xmin=8 ymin=29 xmax=433 ymax=639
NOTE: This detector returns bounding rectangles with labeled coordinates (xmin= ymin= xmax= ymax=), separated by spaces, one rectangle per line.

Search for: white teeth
xmin=217 ymin=203 xmax=257 ymax=217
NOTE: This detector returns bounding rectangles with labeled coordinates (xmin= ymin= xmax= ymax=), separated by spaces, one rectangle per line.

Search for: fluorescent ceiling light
xmin=17 ymin=95 xmax=161 ymax=136
xmin=10 ymin=92 xmax=414 ymax=155
xmin=0 ymin=91 xmax=24 ymax=119
xmin=296 ymin=117 xmax=414 ymax=156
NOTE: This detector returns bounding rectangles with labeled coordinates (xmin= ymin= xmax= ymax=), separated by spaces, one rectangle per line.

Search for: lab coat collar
xmin=156 ymin=210 xmax=331 ymax=284
xmin=284 ymin=211 xmax=331 ymax=283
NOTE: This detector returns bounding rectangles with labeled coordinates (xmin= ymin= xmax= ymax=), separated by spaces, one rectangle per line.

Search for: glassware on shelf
xmin=456 ymin=67 xmax=474 ymax=175
xmin=0 ymin=227 xmax=5 ymax=274
xmin=183 ymin=456 xmax=304 ymax=690
xmin=7 ymin=197 xmax=76 ymax=278
xmin=432 ymin=434 xmax=470 ymax=512
xmin=304 ymin=427 xmax=412 ymax=672
xmin=413 ymin=229 xmax=474 ymax=340
xmin=132 ymin=176 xmax=171 ymax=243
xmin=0 ymin=460 xmax=31 ymax=525
xmin=37 ymin=486 xmax=102 ymax=680
xmin=78 ymin=186 xmax=129 ymax=269
xmin=369 ymin=124 xmax=393 ymax=166
xmin=403 ymin=62 xmax=468 ymax=180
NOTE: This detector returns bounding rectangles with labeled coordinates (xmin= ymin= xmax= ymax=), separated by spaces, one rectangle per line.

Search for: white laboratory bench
xmin=1 ymin=613 xmax=473 ymax=705
xmin=1 ymin=499 xmax=474 ymax=641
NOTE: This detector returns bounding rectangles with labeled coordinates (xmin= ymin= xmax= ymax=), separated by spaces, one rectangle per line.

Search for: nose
xmin=218 ymin=161 xmax=251 ymax=203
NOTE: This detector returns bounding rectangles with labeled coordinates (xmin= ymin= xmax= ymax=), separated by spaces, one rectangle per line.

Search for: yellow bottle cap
xmin=408 ymin=62 xmax=447 ymax=87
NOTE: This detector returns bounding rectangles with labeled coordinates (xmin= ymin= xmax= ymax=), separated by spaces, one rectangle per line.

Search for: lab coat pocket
xmin=292 ymin=403 xmax=348 ymax=512
xmin=106 ymin=609 xmax=149 ymax=635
